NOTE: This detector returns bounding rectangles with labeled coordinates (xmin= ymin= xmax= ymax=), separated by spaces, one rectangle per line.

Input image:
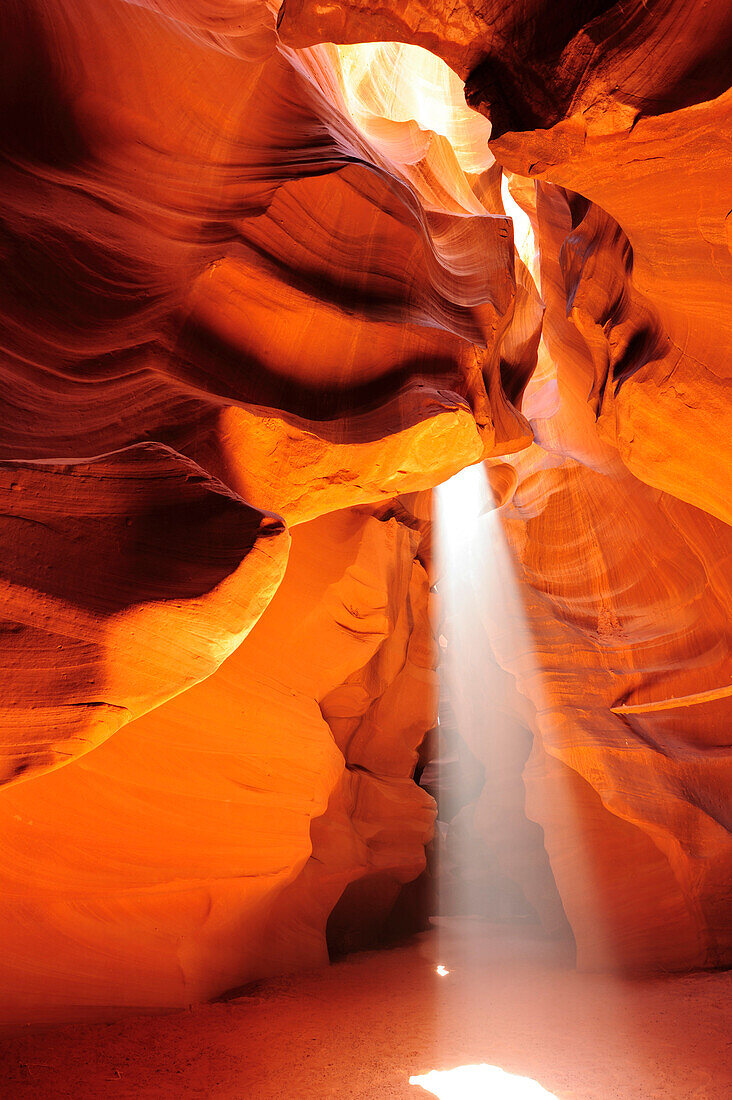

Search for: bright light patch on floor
xmin=410 ymin=1064 xmax=558 ymax=1099
xmin=435 ymin=965 xmax=450 ymax=976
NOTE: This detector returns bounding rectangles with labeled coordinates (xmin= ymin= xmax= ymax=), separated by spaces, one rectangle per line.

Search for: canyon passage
xmin=0 ymin=1 xmax=731 ymax=1097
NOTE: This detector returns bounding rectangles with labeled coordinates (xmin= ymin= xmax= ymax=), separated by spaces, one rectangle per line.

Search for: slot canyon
xmin=0 ymin=0 xmax=731 ymax=1096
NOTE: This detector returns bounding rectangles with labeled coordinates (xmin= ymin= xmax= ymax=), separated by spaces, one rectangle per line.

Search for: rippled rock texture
xmin=1 ymin=0 xmax=730 ymax=1018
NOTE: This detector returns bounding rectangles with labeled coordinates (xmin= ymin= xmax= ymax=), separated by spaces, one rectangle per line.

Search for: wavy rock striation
xmin=0 ymin=0 xmax=730 ymax=1019
xmin=0 ymin=507 xmax=433 ymax=1019
xmin=280 ymin=0 xmax=732 ymax=972
xmin=280 ymin=0 xmax=732 ymax=520
xmin=0 ymin=443 xmax=288 ymax=787
xmin=0 ymin=0 xmax=535 ymax=1017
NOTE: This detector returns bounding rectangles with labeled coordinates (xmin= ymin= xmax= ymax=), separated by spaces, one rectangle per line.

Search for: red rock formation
xmin=0 ymin=0 xmax=534 ymax=1016
xmin=0 ymin=0 xmax=730 ymax=1021
xmin=0 ymin=443 xmax=288 ymax=787
xmin=1 ymin=0 xmax=530 ymax=476
xmin=279 ymin=0 xmax=732 ymax=973
xmin=0 ymin=507 xmax=433 ymax=1020
xmin=493 ymin=453 xmax=732 ymax=970
xmin=280 ymin=0 xmax=732 ymax=520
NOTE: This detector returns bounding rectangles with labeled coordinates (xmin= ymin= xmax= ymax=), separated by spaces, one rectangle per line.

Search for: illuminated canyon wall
xmin=0 ymin=0 xmax=730 ymax=1019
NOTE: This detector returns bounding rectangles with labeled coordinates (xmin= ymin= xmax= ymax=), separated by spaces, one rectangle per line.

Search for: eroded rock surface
xmin=0 ymin=0 xmax=730 ymax=1018
xmin=0 ymin=443 xmax=288 ymax=787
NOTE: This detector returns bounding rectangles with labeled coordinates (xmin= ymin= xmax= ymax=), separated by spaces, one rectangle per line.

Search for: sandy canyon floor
xmin=1 ymin=918 xmax=730 ymax=1099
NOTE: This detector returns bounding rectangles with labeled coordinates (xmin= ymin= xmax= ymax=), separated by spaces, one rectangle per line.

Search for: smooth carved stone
xmin=263 ymin=552 xmax=438 ymax=970
xmin=0 ymin=0 xmax=538 ymax=1020
xmin=1 ymin=0 xmax=530 ymax=492
xmin=279 ymin=0 xmax=732 ymax=522
xmin=0 ymin=0 xmax=730 ymax=1021
xmin=0 ymin=507 xmax=432 ymax=1018
xmin=0 ymin=443 xmax=288 ymax=788
xmin=279 ymin=0 xmax=731 ymax=138
xmin=502 ymin=457 xmax=732 ymax=970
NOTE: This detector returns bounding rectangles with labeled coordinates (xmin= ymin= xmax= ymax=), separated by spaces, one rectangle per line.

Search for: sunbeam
xmin=431 ymin=461 xmax=541 ymax=928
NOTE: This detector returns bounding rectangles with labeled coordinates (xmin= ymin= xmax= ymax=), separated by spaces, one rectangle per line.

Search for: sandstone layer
xmin=0 ymin=0 xmax=730 ymax=1019
xmin=280 ymin=0 xmax=732 ymax=973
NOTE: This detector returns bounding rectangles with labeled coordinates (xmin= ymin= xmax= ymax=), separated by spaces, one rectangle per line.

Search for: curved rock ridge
xmin=528 ymin=181 xmax=732 ymax=525
xmin=0 ymin=506 xmax=432 ymax=1019
xmin=1 ymin=0 xmax=730 ymax=1022
xmin=280 ymin=0 xmax=732 ymax=521
xmin=475 ymin=170 xmax=732 ymax=967
xmin=501 ymin=455 xmax=732 ymax=970
xmin=277 ymin=3 xmax=732 ymax=970
xmin=1 ymin=0 xmax=532 ymax=483
xmin=480 ymin=168 xmax=732 ymax=969
xmin=0 ymin=0 xmax=544 ymax=1021
xmin=0 ymin=442 xmax=288 ymax=788
xmin=124 ymin=0 xmax=278 ymax=61
xmin=260 ymin=535 xmax=438 ymax=970
xmin=280 ymin=0 xmax=731 ymax=137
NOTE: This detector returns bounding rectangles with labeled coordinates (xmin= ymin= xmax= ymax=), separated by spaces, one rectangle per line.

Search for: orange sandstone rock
xmin=0 ymin=0 xmax=730 ymax=1023
xmin=0 ymin=506 xmax=435 ymax=1019
xmin=280 ymin=0 xmax=732 ymax=518
xmin=0 ymin=443 xmax=288 ymax=788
